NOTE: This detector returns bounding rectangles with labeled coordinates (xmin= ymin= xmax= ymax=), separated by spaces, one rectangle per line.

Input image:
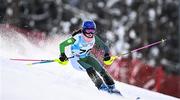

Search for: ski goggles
xmin=84 ymin=29 xmax=96 ymax=34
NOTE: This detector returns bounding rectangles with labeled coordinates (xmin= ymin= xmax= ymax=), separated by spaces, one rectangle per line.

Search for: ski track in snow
xmin=0 ymin=31 xmax=179 ymax=100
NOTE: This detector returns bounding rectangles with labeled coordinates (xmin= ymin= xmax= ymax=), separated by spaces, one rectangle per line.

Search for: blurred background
xmin=0 ymin=0 xmax=179 ymax=98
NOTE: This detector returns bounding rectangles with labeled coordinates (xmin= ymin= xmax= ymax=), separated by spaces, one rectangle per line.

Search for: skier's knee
xmin=99 ymin=69 xmax=106 ymax=76
xmin=86 ymin=67 xmax=96 ymax=78
xmin=100 ymin=70 xmax=114 ymax=85
xmin=86 ymin=67 xmax=103 ymax=88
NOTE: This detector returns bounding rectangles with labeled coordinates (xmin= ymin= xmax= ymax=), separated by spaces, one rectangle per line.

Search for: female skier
xmin=58 ymin=20 xmax=121 ymax=95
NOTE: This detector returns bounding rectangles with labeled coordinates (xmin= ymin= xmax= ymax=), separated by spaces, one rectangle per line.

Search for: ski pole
xmin=108 ymin=39 xmax=167 ymax=65
xmin=10 ymin=56 xmax=74 ymax=62
xmin=10 ymin=58 xmax=51 ymax=62
xmin=10 ymin=56 xmax=74 ymax=65
xmin=27 ymin=60 xmax=55 ymax=66
xmin=119 ymin=39 xmax=167 ymax=56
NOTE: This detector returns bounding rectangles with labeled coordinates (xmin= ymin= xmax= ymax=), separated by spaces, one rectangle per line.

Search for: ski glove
xmin=55 ymin=53 xmax=69 ymax=65
xmin=103 ymin=53 xmax=117 ymax=66
xmin=103 ymin=53 xmax=111 ymax=61
xmin=59 ymin=53 xmax=68 ymax=62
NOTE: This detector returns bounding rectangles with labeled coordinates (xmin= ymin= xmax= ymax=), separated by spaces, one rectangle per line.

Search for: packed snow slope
xmin=0 ymin=30 xmax=179 ymax=100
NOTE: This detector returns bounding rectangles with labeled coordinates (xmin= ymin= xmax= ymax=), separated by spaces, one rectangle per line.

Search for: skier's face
xmin=83 ymin=29 xmax=95 ymax=38
xmin=85 ymin=29 xmax=95 ymax=34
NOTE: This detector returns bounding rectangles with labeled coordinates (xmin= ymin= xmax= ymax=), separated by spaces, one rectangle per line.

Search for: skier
xmin=58 ymin=20 xmax=121 ymax=95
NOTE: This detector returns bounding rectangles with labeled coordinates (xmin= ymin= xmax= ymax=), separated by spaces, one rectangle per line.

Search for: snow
xmin=0 ymin=31 xmax=179 ymax=100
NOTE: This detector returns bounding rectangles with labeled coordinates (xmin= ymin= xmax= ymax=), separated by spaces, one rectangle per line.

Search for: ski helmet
xmin=82 ymin=20 xmax=96 ymax=38
xmin=82 ymin=20 xmax=96 ymax=30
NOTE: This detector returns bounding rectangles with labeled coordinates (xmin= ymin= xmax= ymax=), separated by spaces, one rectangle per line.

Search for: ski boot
xmin=99 ymin=83 xmax=109 ymax=92
xmin=107 ymin=84 xmax=122 ymax=96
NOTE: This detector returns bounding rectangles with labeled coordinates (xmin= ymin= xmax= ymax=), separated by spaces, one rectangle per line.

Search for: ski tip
xmin=136 ymin=97 xmax=141 ymax=100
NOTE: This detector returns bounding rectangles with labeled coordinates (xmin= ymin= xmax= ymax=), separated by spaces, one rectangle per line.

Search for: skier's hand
xmin=103 ymin=53 xmax=117 ymax=65
xmin=55 ymin=53 xmax=68 ymax=65
xmin=59 ymin=53 xmax=68 ymax=62
xmin=103 ymin=53 xmax=111 ymax=61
